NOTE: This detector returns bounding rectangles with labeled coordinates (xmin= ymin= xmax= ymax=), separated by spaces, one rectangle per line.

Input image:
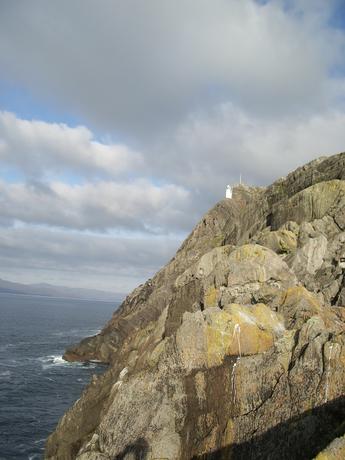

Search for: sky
xmin=1 ymin=0 xmax=345 ymax=293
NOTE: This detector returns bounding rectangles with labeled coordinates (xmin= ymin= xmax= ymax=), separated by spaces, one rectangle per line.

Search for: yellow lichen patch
xmin=228 ymin=321 xmax=272 ymax=356
xmin=259 ymin=229 xmax=297 ymax=254
xmin=205 ymin=304 xmax=280 ymax=366
xmin=315 ymin=454 xmax=330 ymax=460
xmin=225 ymin=303 xmax=284 ymax=335
xmin=256 ymin=266 xmax=268 ymax=283
xmin=314 ymin=434 xmax=345 ymax=460
xmin=278 ymin=230 xmax=297 ymax=253
xmin=211 ymin=234 xmax=225 ymax=248
xmin=223 ymin=419 xmax=235 ymax=446
xmin=146 ymin=340 xmax=166 ymax=367
xmin=204 ymin=286 xmax=218 ymax=308
xmin=205 ymin=310 xmax=233 ymax=367
xmin=233 ymin=244 xmax=268 ymax=262
xmin=277 ymin=286 xmax=325 ymax=328
xmin=280 ymin=286 xmax=322 ymax=313
xmin=177 ymin=304 xmax=284 ymax=371
xmin=250 ymin=303 xmax=285 ymax=334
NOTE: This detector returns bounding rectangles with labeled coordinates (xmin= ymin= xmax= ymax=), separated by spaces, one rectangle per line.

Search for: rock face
xmin=315 ymin=434 xmax=345 ymax=460
xmin=46 ymin=153 xmax=345 ymax=460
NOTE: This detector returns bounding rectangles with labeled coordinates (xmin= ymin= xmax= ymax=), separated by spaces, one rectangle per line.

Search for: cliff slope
xmin=46 ymin=152 xmax=345 ymax=460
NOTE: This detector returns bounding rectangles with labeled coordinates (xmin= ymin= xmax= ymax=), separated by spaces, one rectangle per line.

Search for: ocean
xmin=0 ymin=292 xmax=118 ymax=460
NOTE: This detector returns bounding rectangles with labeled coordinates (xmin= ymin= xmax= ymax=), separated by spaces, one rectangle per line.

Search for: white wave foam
xmin=34 ymin=438 xmax=46 ymax=445
xmin=52 ymin=328 xmax=101 ymax=338
xmin=39 ymin=355 xmax=97 ymax=370
xmin=52 ymin=355 xmax=65 ymax=365
xmin=38 ymin=354 xmax=68 ymax=369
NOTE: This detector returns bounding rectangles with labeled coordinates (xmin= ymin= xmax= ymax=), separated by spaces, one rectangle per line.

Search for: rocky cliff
xmin=46 ymin=153 xmax=345 ymax=460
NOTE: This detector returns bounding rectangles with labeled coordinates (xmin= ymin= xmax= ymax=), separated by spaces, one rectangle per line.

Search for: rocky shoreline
xmin=46 ymin=152 xmax=345 ymax=459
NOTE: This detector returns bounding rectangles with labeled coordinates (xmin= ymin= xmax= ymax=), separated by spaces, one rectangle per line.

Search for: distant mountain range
xmin=0 ymin=278 xmax=125 ymax=302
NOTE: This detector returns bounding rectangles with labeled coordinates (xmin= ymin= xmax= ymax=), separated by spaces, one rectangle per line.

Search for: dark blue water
xmin=0 ymin=293 xmax=118 ymax=460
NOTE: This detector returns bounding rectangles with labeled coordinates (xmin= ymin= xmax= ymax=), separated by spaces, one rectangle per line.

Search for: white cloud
xmin=1 ymin=106 xmax=345 ymax=239
xmin=149 ymin=104 xmax=345 ymax=204
xmin=0 ymin=1 xmax=344 ymax=136
xmin=0 ymin=178 xmax=194 ymax=233
xmin=1 ymin=1 xmax=345 ymax=290
xmin=0 ymin=111 xmax=142 ymax=178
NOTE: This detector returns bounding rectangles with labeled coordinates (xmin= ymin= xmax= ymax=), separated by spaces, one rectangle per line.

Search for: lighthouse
xmin=226 ymin=185 xmax=232 ymax=199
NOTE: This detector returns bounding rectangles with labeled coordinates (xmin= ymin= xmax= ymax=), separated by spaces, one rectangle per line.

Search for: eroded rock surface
xmin=46 ymin=153 xmax=345 ymax=460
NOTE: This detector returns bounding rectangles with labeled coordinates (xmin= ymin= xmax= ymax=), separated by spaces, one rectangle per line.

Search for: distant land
xmin=0 ymin=278 xmax=125 ymax=302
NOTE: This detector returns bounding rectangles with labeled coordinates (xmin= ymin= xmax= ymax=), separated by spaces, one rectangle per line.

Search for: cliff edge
xmin=46 ymin=152 xmax=345 ymax=460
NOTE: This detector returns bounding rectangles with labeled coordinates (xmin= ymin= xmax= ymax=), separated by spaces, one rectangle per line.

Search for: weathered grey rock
xmin=270 ymin=180 xmax=345 ymax=230
xmin=290 ymin=234 xmax=328 ymax=276
xmin=46 ymin=153 xmax=345 ymax=460
xmin=256 ymin=228 xmax=297 ymax=254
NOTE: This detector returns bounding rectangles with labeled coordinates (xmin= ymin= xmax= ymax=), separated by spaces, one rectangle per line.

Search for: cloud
xmin=0 ymin=111 xmax=142 ymax=178
xmin=0 ymin=111 xmax=197 ymax=236
xmin=1 ymin=1 xmax=345 ymax=291
xmin=0 ymin=178 xmax=195 ymax=233
xmin=149 ymin=105 xmax=345 ymax=200
xmin=0 ymin=0 xmax=344 ymax=137
xmin=0 ymin=226 xmax=181 ymax=291
xmin=1 ymin=107 xmax=345 ymax=239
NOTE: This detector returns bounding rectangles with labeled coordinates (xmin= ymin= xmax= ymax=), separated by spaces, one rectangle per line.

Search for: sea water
xmin=0 ymin=292 xmax=118 ymax=459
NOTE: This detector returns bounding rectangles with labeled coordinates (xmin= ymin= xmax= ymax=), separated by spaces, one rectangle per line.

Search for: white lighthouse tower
xmin=226 ymin=184 xmax=232 ymax=199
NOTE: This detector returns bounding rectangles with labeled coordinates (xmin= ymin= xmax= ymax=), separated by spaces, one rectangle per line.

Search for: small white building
xmin=226 ymin=184 xmax=232 ymax=199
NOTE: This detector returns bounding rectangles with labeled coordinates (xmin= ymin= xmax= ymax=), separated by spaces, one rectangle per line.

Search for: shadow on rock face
xmin=114 ymin=437 xmax=149 ymax=460
xmin=192 ymin=396 xmax=345 ymax=460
